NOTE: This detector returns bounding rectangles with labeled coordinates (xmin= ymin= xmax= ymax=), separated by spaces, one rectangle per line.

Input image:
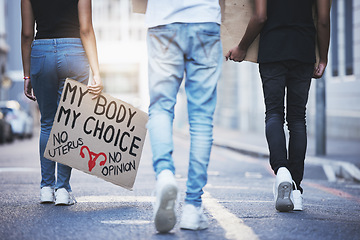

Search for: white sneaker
xmin=40 ymin=186 xmax=54 ymax=203
xmin=274 ymin=167 xmax=294 ymax=212
xmin=292 ymin=182 xmax=303 ymax=211
xmin=180 ymin=204 xmax=208 ymax=230
xmin=153 ymin=170 xmax=178 ymax=233
xmin=55 ymin=188 xmax=76 ymax=206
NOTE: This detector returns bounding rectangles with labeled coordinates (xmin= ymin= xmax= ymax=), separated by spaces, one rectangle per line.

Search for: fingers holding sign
xmin=88 ymin=74 xmax=103 ymax=99
xmin=225 ymin=45 xmax=247 ymax=62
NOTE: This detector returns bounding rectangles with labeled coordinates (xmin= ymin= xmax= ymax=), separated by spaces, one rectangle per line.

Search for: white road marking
xmin=76 ymin=196 xmax=154 ymax=203
xmin=245 ymin=172 xmax=263 ymax=179
xmin=218 ymin=200 xmax=272 ymax=203
xmin=208 ymin=171 xmax=221 ymax=176
xmin=206 ymin=184 xmax=270 ymax=191
xmin=203 ymin=192 xmax=258 ymax=240
xmin=206 ymin=184 xmax=249 ymax=190
xmin=322 ymin=164 xmax=337 ymax=182
xmin=0 ymin=167 xmax=38 ymax=173
xmin=345 ymin=184 xmax=360 ymax=189
xmin=101 ymin=220 xmax=151 ymax=225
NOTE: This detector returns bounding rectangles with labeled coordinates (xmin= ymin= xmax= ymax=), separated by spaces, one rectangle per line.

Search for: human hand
xmin=88 ymin=74 xmax=103 ymax=99
xmin=313 ymin=61 xmax=327 ymax=79
xmin=24 ymin=78 xmax=36 ymax=101
xmin=225 ymin=45 xmax=247 ymax=62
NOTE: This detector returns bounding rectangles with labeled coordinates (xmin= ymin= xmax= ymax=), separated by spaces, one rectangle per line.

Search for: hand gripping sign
xmin=44 ymin=79 xmax=148 ymax=190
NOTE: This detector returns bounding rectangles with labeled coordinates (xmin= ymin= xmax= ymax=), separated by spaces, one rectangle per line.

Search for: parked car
xmin=0 ymin=101 xmax=33 ymax=139
xmin=0 ymin=109 xmax=14 ymax=144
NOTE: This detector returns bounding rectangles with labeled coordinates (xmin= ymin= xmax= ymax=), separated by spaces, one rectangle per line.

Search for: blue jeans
xmin=147 ymin=23 xmax=223 ymax=207
xmin=259 ymin=61 xmax=313 ymax=193
xmin=30 ymin=38 xmax=89 ymax=191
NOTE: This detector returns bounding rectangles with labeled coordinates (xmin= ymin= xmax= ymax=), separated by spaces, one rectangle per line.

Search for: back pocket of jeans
xmin=148 ymin=29 xmax=178 ymax=61
xmin=65 ymin=53 xmax=89 ymax=77
xmin=30 ymin=55 xmax=46 ymax=78
xmin=195 ymin=31 xmax=221 ymax=67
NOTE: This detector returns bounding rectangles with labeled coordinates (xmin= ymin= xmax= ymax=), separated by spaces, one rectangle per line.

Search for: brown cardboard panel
xmin=131 ymin=0 xmax=147 ymax=14
xmin=220 ymin=0 xmax=259 ymax=63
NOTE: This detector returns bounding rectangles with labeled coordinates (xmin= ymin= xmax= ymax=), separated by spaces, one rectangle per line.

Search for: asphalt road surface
xmin=0 ymin=131 xmax=359 ymax=240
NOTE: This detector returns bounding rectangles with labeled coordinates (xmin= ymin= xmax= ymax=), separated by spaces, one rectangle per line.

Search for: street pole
xmin=315 ymin=75 xmax=326 ymax=156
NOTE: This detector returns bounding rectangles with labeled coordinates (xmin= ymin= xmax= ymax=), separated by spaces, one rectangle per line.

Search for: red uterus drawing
xmin=80 ymin=146 xmax=107 ymax=172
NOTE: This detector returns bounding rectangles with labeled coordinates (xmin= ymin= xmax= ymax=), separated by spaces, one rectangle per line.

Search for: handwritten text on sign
xmin=44 ymin=79 xmax=148 ymax=190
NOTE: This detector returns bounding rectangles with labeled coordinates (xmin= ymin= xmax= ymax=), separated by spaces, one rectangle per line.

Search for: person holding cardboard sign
xmin=226 ymin=0 xmax=330 ymax=212
xmin=21 ymin=0 xmax=103 ymax=205
xmin=145 ymin=0 xmax=222 ymax=233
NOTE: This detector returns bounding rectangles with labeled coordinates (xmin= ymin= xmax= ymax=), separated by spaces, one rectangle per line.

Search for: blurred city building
xmin=3 ymin=0 xmax=34 ymax=115
xmin=0 ymin=0 xmax=9 ymax=102
xmin=324 ymin=0 xmax=360 ymax=139
xmin=92 ymin=0 xmax=148 ymax=111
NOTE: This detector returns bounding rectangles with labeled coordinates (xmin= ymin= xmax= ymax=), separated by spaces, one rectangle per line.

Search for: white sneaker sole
xmin=55 ymin=200 xmax=74 ymax=206
xmin=275 ymin=182 xmax=294 ymax=212
xmin=293 ymin=201 xmax=303 ymax=211
xmin=55 ymin=195 xmax=74 ymax=206
xmin=154 ymin=184 xmax=178 ymax=233
xmin=40 ymin=197 xmax=54 ymax=204
xmin=293 ymin=206 xmax=303 ymax=211
xmin=180 ymin=218 xmax=208 ymax=230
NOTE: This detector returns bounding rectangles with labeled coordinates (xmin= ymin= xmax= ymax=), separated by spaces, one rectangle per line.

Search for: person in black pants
xmin=225 ymin=0 xmax=331 ymax=211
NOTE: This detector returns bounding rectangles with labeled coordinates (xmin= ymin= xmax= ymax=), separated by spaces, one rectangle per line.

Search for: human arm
xmin=21 ymin=0 xmax=36 ymax=101
xmin=78 ymin=0 xmax=103 ymax=98
xmin=225 ymin=0 xmax=267 ymax=62
xmin=313 ymin=0 xmax=331 ymax=79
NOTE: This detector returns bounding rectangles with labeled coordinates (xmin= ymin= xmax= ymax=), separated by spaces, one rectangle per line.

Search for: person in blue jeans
xmin=145 ymin=0 xmax=223 ymax=233
xmin=226 ymin=0 xmax=330 ymax=212
xmin=21 ymin=0 xmax=103 ymax=205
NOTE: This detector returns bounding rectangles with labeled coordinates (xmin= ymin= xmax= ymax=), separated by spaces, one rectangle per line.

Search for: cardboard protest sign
xmin=131 ymin=0 xmax=147 ymax=14
xmin=44 ymin=79 xmax=148 ymax=190
xmin=220 ymin=0 xmax=259 ymax=63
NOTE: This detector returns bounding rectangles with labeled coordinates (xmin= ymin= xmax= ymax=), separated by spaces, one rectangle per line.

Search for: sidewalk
xmin=212 ymin=126 xmax=360 ymax=183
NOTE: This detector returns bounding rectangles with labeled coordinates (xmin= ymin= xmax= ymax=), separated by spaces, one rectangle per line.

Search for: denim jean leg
xmin=184 ymin=23 xmax=222 ymax=207
xmin=265 ymin=113 xmax=288 ymax=173
xmin=30 ymin=41 xmax=58 ymax=189
xmin=147 ymin=24 xmax=185 ymax=176
xmin=259 ymin=62 xmax=289 ymax=173
xmin=55 ymin=38 xmax=90 ymax=191
xmin=287 ymin=120 xmax=306 ymax=192
xmin=39 ymin=124 xmax=56 ymax=188
xmin=286 ymin=62 xmax=313 ymax=192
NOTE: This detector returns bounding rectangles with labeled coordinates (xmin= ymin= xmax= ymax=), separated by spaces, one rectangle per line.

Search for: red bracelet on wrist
xmin=23 ymin=76 xmax=31 ymax=80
